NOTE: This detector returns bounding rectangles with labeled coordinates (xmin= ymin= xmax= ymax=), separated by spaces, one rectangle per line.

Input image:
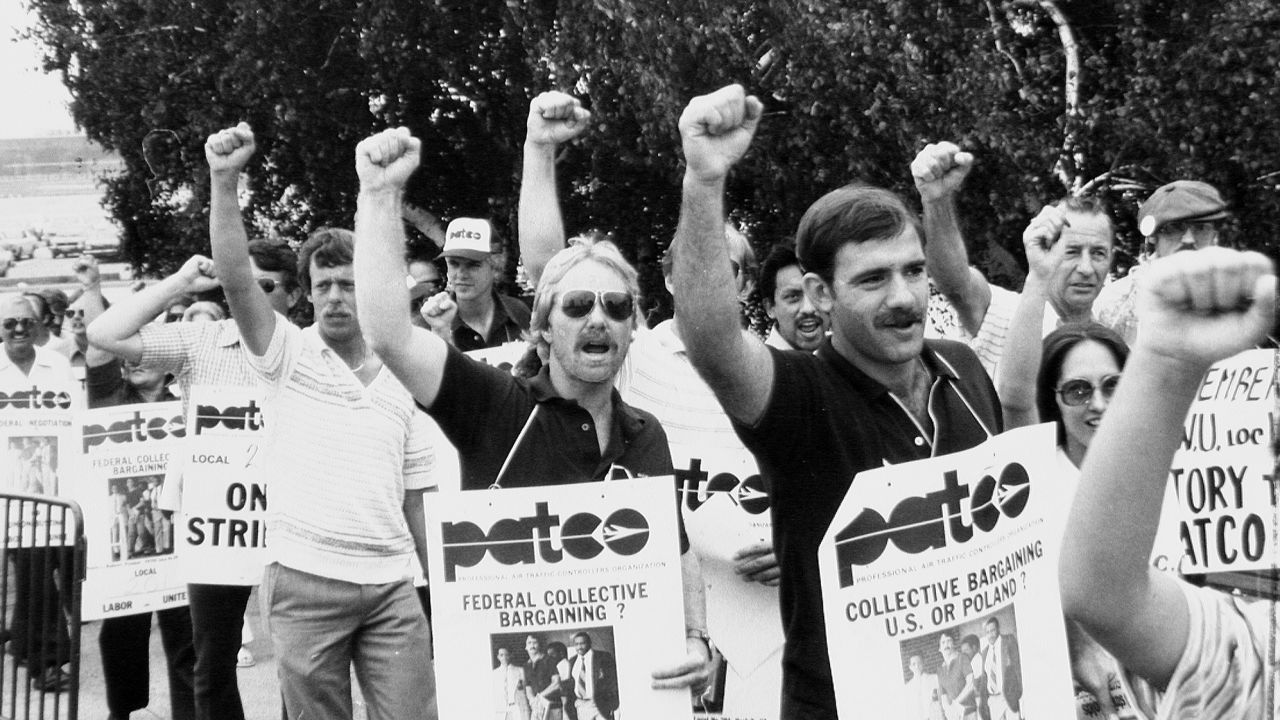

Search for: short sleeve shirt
xmin=1158 ymin=581 xmax=1274 ymax=719
xmin=426 ymin=345 xmax=672 ymax=489
xmin=732 ymin=338 xmax=1001 ymax=716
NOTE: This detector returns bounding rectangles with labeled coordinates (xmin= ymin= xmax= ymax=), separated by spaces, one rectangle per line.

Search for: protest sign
xmin=75 ymin=400 xmax=188 ymax=619
xmin=177 ymin=385 xmax=268 ymax=584
xmin=424 ymin=476 xmax=692 ymax=720
xmin=676 ymin=449 xmax=781 ymax=720
xmin=1152 ymin=349 xmax=1276 ymax=574
xmin=466 ymin=341 xmax=528 ymax=375
xmin=0 ymin=373 xmax=80 ymax=545
xmin=819 ymin=423 xmax=1076 ymax=720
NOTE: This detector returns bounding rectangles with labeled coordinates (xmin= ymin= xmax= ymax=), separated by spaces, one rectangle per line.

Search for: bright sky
xmin=0 ymin=3 xmax=78 ymax=139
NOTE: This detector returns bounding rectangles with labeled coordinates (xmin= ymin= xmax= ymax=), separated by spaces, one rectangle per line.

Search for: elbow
xmin=86 ymin=320 xmax=114 ymax=352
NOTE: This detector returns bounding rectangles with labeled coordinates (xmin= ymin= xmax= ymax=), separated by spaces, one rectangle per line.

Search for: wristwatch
xmin=686 ymin=628 xmax=712 ymax=657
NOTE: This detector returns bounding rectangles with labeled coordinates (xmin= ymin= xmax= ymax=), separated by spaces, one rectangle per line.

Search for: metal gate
xmin=0 ymin=492 xmax=84 ymax=720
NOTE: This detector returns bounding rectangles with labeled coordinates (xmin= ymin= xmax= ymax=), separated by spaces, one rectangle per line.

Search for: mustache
xmin=875 ymin=308 xmax=924 ymax=327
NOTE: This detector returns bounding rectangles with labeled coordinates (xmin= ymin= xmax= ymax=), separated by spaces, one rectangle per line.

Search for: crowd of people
xmin=0 ymin=81 xmax=1274 ymax=720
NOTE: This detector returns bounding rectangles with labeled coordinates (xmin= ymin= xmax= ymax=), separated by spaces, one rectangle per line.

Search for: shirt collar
xmin=813 ymin=337 xmax=957 ymax=399
xmin=0 ymin=347 xmax=57 ymax=373
xmin=216 ymin=318 xmax=243 ymax=348
xmin=527 ymin=365 xmax=649 ymax=438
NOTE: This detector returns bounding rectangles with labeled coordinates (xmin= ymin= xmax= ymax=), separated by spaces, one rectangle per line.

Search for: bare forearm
xmin=922 ymin=196 xmax=987 ymax=334
xmin=209 ymin=174 xmax=253 ymax=291
xmin=403 ymin=488 xmax=429 ymax=576
xmin=518 ymin=141 xmax=565 ymax=286
xmin=88 ymin=273 xmax=190 ymax=358
xmin=356 ymin=191 xmax=415 ymax=359
xmin=1061 ymin=347 xmax=1202 ymax=682
xmin=995 ymin=279 xmax=1047 ymax=427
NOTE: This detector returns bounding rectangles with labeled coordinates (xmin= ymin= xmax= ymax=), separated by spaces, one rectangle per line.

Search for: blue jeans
xmin=261 ymin=563 xmax=436 ymax=720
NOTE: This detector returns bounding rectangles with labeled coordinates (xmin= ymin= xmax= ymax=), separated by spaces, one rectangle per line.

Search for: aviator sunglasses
xmin=1 ymin=318 xmax=36 ymax=332
xmin=1055 ymin=374 xmax=1121 ymax=407
xmin=559 ymin=290 xmax=634 ymax=322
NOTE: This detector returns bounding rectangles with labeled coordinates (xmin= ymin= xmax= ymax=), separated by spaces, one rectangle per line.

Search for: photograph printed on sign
xmin=490 ymin=625 xmax=620 ymax=720
xmin=107 ymin=474 xmax=172 ymax=562
xmin=7 ymin=435 xmax=59 ymax=494
xmin=897 ymin=607 xmax=1019 ymax=720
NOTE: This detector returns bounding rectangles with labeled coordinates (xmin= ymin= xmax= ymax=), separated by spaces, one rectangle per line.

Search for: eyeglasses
xmin=1055 ymin=374 xmax=1121 ymax=406
xmin=256 ymin=278 xmax=279 ymax=294
xmin=559 ymin=290 xmax=634 ymax=322
xmin=1154 ymin=220 xmax=1218 ymax=244
xmin=1 ymin=318 xmax=36 ymax=332
xmin=67 ymin=308 xmax=85 ymax=319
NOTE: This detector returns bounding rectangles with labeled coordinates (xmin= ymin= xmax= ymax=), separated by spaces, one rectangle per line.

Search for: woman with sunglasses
xmin=996 ymin=217 xmax=1155 ymax=720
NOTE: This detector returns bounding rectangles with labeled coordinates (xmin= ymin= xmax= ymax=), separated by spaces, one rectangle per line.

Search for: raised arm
xmin=205 ymin=123 xmax=275 ymax=356
xmin=671 ymin=84 xmax=773 ymax=425
xmin=912 ymin=142 xmax=990 ymax=335
xmin=995 ymin=207 xmax=1069 ymax=428
xmin=70 ymin=255 xmax=112 ymax=368
xmin=518 ymin=91 xmax=591 ymax=285
xmin=86 ymin=254 xmax=219 ymax=362
xmin=354 ymin=127 xmax=450 ymax=408
xmin=1060 ymin=247 xmax=1275 ymax=686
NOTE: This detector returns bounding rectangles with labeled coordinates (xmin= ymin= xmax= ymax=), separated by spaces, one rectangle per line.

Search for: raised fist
xmin=911 ymin=142 xmax=974 ymax=203
xmin=205 ymin=122 xmax=255 ymax=176
xmin=72 ymin=254 xmax=100 ymax=288
xmin=526 ymin=91 xmax=592 ymax=147
xmin=356 ymin=127 xmax=421 ymax=193
xmin=1137 ymin=247 xmax=1275 ymax=367
xmin=420 ymin=290 xmax=457 ymax=334
xmin=1022 ymin=204 xmax=1068 ymax=254
xmin=679 ymin=84 xmax=763 ymax=185
xmin=177 ymin=254 xmax=221 ymax=294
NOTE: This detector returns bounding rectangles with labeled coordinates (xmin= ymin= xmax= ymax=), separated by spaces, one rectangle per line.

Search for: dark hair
xmin=795 ymin=184 xmax=924 ymax=285
xmin=759 ymin=244 xmax=800 ymax=306
xmin=297 ymin=228 xmax=354 ymax=293
xmin=22 ymin=292 xmax=51 ymax=323
xmin=1058 ymin=194 xmax=1116 ymax=238
xmin=960 ymin=633 xmax=981 ymax=651
xmin=1036 ymin=322 xmax=1130 ymax=446
xmin=248 ymin=239 xmax=300 ymax=293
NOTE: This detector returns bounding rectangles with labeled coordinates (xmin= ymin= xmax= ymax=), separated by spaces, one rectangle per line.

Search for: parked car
xmin=43 ymin=231 xmax=89 ymax=257
xmin=0 ymin=230 xmax=39 ymax=260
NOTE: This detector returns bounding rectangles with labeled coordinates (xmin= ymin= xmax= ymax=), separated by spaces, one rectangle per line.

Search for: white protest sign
xmin=819 ymin=423 xmax=1075 ymax=720
xmin=177 ymin=385 xmax=268 ymax=584
xmin=425 ymin=476 xmax=691 ymax=720
xmin=75 ymin=400 xmax=189 ymax=619
xmin=1152 ymin=349 xmax=1276 ymax=574
xmin=0 ymin=374 xmax=80 ymax=546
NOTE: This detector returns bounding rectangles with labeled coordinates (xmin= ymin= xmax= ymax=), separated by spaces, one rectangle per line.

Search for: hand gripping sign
xmin=424 ymin=476 xmax=692 ymax=720
xmin=818 ymin=423 xmax=1077 ymax=720
xmin=76 ymin=399 xmax=188 ymax=619
xmin=177 ymin=385 xmax=269 ymax=585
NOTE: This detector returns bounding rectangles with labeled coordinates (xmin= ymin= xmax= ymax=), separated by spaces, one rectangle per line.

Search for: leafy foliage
xmin=25 ymin=0 xmax=1280 ymax=304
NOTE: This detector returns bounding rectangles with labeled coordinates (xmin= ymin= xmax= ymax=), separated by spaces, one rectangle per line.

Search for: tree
xmin=25 ymin=0 xmax=1280 ymax=300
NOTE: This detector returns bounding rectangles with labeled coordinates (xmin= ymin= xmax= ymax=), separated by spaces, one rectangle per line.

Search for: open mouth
xmin=796 ymin=317 xmax=823 ymax=333
xmin=581 ymin=342 xmax=611 ymax=354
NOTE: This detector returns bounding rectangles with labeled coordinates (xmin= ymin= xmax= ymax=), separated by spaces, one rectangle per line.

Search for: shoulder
xmin=499 ymin=294 xmax=532 ymax=328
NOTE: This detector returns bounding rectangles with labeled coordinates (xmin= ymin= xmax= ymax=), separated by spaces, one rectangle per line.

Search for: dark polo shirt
xmin=450 ymin=293 xmax=531 ymax=351
xmin=425 ymin=345 xmax=674 ymax=489
xmin=732 ymin=338 xmax=1001 ymax=720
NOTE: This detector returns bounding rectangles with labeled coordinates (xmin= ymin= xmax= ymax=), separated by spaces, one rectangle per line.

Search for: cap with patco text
xmin=442 ymin=218 xmax=501 ymax=261
xmin=1137 ymin=180 xmax=1229 ymax=237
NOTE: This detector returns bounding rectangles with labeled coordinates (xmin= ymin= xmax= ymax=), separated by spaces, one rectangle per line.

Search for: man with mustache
xmin=912 ymin=142 xmax=1115 ymax=377
xmin=758 ymin=245 xmax=830 ymax=352
xmin=1094 ymin=180 xmax=1230 ymax=344
xmin=670 ymin=85 xmax=1002 ymax=720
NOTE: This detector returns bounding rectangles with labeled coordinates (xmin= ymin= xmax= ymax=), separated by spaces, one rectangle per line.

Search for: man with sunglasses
xmin=0 ymin=293 xmax=79 ymax=691
xmin=671 ymin=85 xmax=1002 ymax=720
xmin=354 ymin=126 xmax=714 ymax=695
xmin=88 ymin=240 xmax=300 ymax=720
xmin=516 ymin=89 xmax=784 ymax=719
xmin=1095 ymin=180 xmax=1230 ymax=344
